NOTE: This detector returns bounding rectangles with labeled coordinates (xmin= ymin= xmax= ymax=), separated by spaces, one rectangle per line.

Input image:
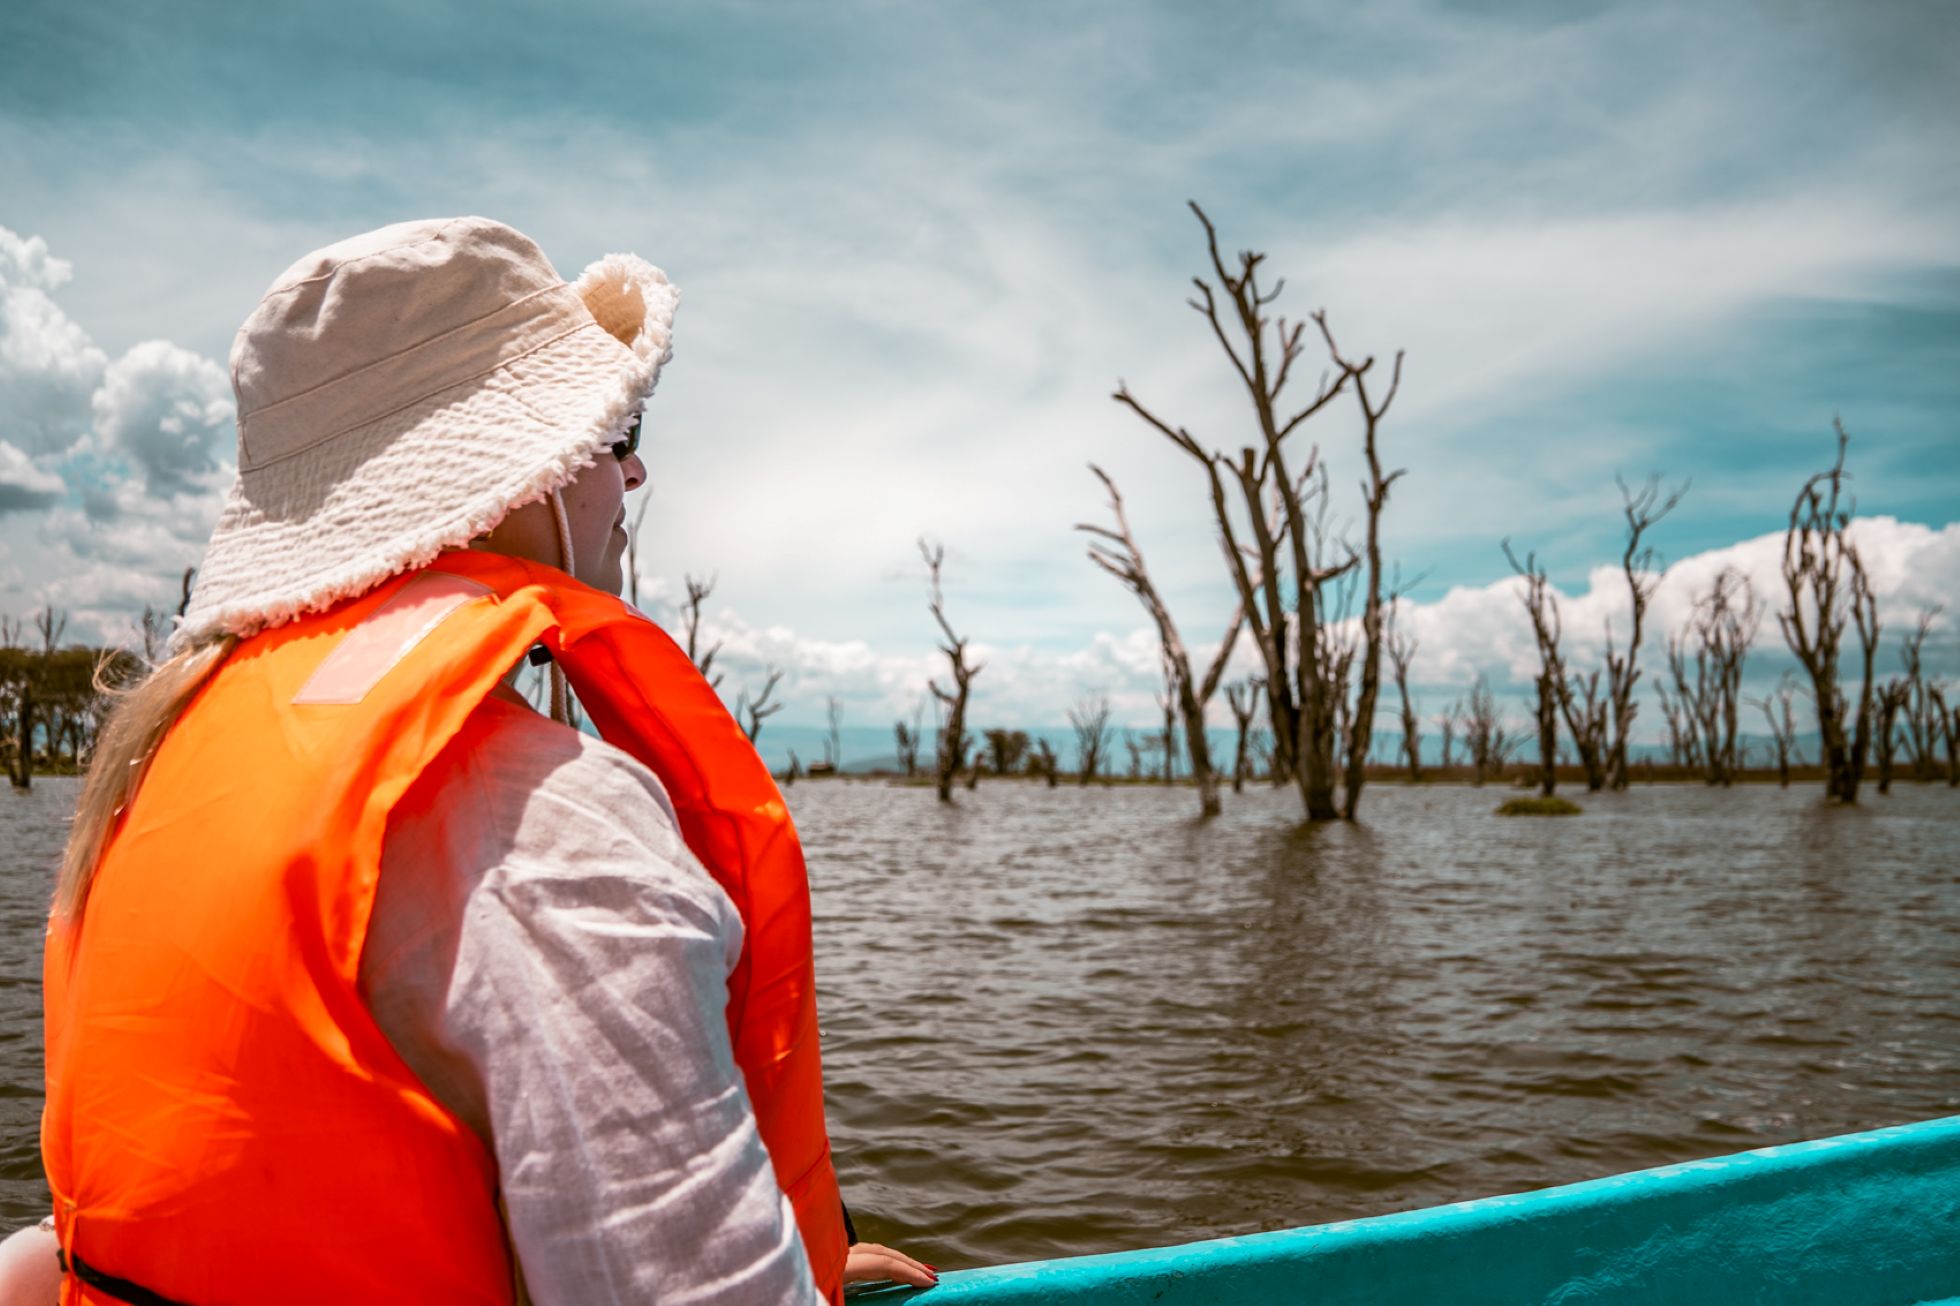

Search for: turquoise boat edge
xmin=852 ymin=1114 xmax=1960 ymax=1304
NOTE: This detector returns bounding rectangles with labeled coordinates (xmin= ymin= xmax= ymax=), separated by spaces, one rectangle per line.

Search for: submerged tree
xmin=1079 ymin=464 xmax=1244 ymax=816
xmin=736 ymin=665 xmax=785 ymax=742
xmin=1896 ymin=607 xmax=1942 ymax=779
xmin=1778 ymin=422 xmax=1879 ymax=804
xmin=1153 ymin=655 xmax=1180 ymax=786
xmin=1068 ymin=691 xmax=1114 ymax=784
xmin=1224 ymin=676 xmax=1262 ymax=793
xmin=1604 ymin=477 xmax=1686 ymax=789
xmin=1503 ymin=543 xmax=1565 ymax=798
xmin=1874 ymin=679 xmax=1910 ymax=794
xmin=824 ymin=694 xmax=843 ymax=771
xmin=1561 ymin=666 xmax=1611 ymax=792
xmin=893 ymin=701 xmax=925 ymax=778
xmin=1385 ymin=604 xmax=1421 ymax=782
xmin=983 ymin=728 xmax=1031 ymax=777
xmin=1667 ymin=566 xmax=1763 ymax=786
xmin=1032 ymin=738 xmax=1060 ymax=787
xmin=1929 ymin=684 xmax=1960 ymax=787
xmin=1749 ymin=671 xmax=1804 ymax=788
xmin=1114 ymin=201 xmax=1403 ymax=822
xmin=921 ymin=538 xmax=982 ymax=803
xmin=1456 ymin=675 xmax=1514 ymax=786
xmin=1502 ymin=538 xmax=1614 ymax=791
xmin=1656 ymin=681 xmax=1698 ymax=770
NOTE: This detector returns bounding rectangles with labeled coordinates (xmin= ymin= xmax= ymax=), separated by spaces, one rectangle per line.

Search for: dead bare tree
xmin=1456 ymin=674 xmax=1512 ymax=786
xmin=1562 ymin=667 xmax=1611 ymax=791
xmin=1874 ymin=679 xmax=1910 ymax=794
xmin=1778 ymin=421 xmax=1879 ymax=804
xmin=626 ymin=496 xmax=653 ymax=610
xmin=7 ymin=607 xmax=71 ymax=790
xmin=1436 ymin=708 xmax=1456 ymax=772
xmin=1079 ymin=463 xmax=1245 ymax=816
xmin=1033 ymin=738 xmax=1059 ymax=787
xmin=1 ymin=626 xmax=27 ymax=791
xmin=1603 ymin=476 xmax=1687 ymax=789
xmin=893 ymin=701 xmax=925 ymax=777
xmin=136 ymin=566 xmax=199 ymax=666
xmin=823 ymin=694 xmax=843 ymax=771
xmin=1224 ymin=676 xmax=1262 ymax=793
xmin=1749 ymin=671 xmax=1804 ymax=787
xmin=736 ymin=665 xmax=785 ymax=742
xmin=35 ymin=607 xmax=66 ymax=656
xmin=1897 ymin=607 xmax=1941 ymax=778
xmin=1250 ymin=724 xmax=1277 ymax=782
xmin=139 ymin=605 xmax=171 ymax=664
xmin=1656 ymin=681 xmax=1697 ymax=770
xmin=681 ymin=574 xmax=725 ymax=690
xmin=1667 ymin=567 xmax=1763 ymax=786
xmin=1929 ymin=684 xmax=1959 ymax=787
xmin=1385 ymin=604 xmax=1421 ymax=782
xmin=1503 ymin=543 xmax=1565 ymax=798
xmin=1068 ymin=691 xmax=1113 ymax=784
xmin=921 ymin=538 xmax=982 ymax=804
xmin=1321 ymin=559 xmax=1361 ymax=790
xmin=1501 ymin=540 xmax=1610 ymax=789
xmin=1116 ymin=201 xmax=1409 ymax=822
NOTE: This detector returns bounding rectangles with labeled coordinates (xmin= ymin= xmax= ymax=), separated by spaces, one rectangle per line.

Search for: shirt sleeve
xmin=360 ymin=699 xmax=824 ymax=1306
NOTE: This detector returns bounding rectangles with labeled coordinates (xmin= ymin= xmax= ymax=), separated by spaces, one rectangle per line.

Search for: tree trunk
xmin=1534 ymin=673 xmax=1558 ymax=797
xmin=11 ymin=682 xmax=31 ymax=790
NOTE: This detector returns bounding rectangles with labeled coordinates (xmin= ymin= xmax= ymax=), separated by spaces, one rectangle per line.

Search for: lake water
xmin=4 ymin=778 xmax=1957 ymax=1270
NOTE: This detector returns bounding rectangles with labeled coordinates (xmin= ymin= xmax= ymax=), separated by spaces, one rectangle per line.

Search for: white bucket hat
xmin=172 ymin=215 xmax=677 ymax=651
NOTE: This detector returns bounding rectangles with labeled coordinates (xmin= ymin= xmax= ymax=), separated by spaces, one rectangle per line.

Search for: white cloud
xmin=86 ymin=340 xmax=234 ymax=496
xmin=0 ymin=228 xmax=75 ymax=293
xmin=0 ymin=224 xmax=107 ymax=458
xmin=0 ymin=227 xmax=232 ymax=640
xmin=1281 ymin=199 xmax=1953 ymax=432
xmin=0 ymin=440 xmax=63 ymax=513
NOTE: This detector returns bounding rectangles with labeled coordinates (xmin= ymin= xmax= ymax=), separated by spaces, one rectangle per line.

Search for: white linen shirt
xmin=358 ymin=693 xmax=824 ymax=1305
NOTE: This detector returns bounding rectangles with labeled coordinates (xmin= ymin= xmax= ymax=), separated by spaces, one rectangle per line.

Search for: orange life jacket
xmin=42 ymin=550 xmax=847 ymax=1305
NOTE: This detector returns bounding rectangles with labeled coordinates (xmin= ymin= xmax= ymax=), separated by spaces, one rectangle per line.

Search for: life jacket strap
xmin=58 ymin=1248 xmax=190 ymax=1306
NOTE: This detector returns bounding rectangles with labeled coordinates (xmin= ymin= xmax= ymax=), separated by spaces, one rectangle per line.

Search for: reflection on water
xmin=3 ymin=779 xmax=1956 ymax=1267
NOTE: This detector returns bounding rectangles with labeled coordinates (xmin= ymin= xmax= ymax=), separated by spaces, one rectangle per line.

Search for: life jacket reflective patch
xmin=43 ymin=551 xmax=847 ymax=1304
xmin=292 ymin=570 xmax=492 ymax=705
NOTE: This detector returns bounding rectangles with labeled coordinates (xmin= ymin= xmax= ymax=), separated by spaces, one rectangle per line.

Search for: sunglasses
xmin=611 ymin=413 xmax=643 ymax=462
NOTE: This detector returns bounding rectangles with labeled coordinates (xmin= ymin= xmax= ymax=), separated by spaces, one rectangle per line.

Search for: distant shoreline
xmin=782 ymin=763 xmax=1956 ymax=789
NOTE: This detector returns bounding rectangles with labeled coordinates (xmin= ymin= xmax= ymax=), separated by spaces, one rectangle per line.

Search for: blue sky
xmin=2 ymin=0 xmax=1955 ymax=738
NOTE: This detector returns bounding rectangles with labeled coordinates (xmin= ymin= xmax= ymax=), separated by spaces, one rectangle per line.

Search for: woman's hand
xmin=843 ymin=1241 xmax=938 ymax=1290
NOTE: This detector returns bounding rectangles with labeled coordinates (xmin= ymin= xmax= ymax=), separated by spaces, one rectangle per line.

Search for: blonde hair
xmin=55 ymin=636 xmax=236 ymax=921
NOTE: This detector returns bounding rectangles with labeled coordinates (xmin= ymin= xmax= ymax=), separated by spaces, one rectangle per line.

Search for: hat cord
xmin=546 ymin=489 xmax=575 ymax=727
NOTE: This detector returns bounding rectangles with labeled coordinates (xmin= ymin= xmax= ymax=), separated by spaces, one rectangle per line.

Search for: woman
xmin=26 ymin=217 xmax=933 ymax=1303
